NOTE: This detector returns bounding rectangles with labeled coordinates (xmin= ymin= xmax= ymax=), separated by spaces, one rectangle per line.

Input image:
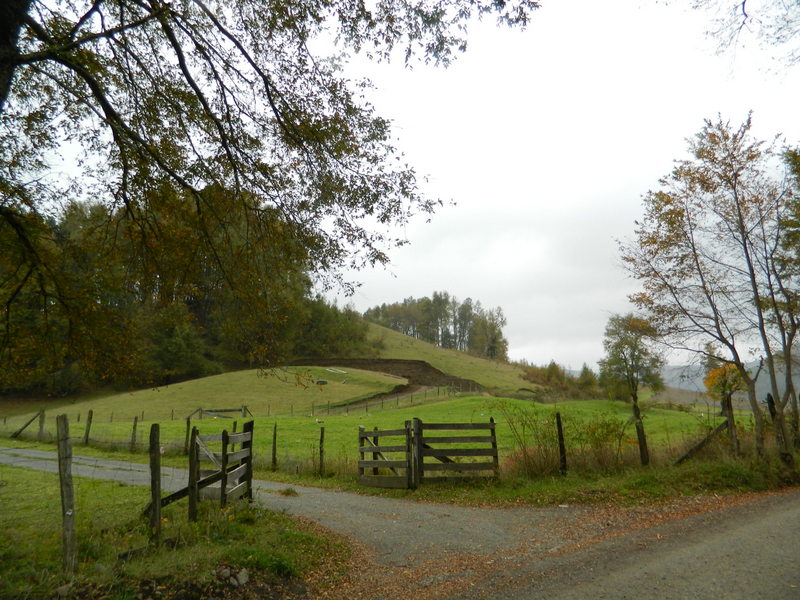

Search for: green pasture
xmin=369 ymin=323 xmax=534 ymax=396
xmin=0 ymin=366 xmax=406 ymax=428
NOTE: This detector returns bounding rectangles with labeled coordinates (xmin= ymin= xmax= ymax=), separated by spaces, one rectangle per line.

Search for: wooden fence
xmin=358 ymin=418 xmax=498 ymax=489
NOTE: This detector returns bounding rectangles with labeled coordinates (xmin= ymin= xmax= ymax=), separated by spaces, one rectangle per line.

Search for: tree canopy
xmin=0 ymin=0 xmax=539 ymax=385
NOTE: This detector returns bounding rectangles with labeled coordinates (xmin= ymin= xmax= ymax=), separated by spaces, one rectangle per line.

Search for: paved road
xmin=2 ymin=446 xmax=799 ymax=599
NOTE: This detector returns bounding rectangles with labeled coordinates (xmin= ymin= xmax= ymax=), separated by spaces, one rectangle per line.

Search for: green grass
xmin=0 ymin=465 xmax=349 ymax=600
xmin=369 ymin=323 xmax=535 ymax=396
xmin=0 ymin=366 xmax=407 ymax=429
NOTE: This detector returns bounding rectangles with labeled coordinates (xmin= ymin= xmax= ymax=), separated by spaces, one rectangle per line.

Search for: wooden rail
xmin=358 ymin=424 xmax=413 ymax=489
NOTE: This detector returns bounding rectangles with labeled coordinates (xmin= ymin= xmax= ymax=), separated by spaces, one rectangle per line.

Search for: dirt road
xmin=1 ymin=446 xmax=798 ymax=599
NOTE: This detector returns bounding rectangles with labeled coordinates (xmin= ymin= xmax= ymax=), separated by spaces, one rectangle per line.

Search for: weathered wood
xmin=675 ymin=420 xmax=729 ymax=465
xmin=357 ymin=444 xmax=408 ymax=454
xmin=556 ymin=412 xmax=567 ymax=476
xmin=226 ymin=480 xmax=248 ymax=501
xmin=358 ymin=475 xmax=411 ymax=489
xmin=83 ymin=409 xmax=93 ymax=445
xmin=317 ymin=427 xmax=324 ymax=477
xmin=148 ymin=424 xmax=161 ymax=544
xmin=423 ymin=462 xmax=496 ymax=472
xmin=184 ymin=417 xmax=191 ymax=455
xmin=412 ymin=418 xmax=422 ymax=489
xmin=372 ymin=428 xmax=379 ymax=476
xmin=188 ymin=427 xmax=199 ymax=522
xmin=38 ymin=410 xmax=46 ymax=441
xmin=421 ymin=448 xmax=496 ymax=457
xmin=215 ymin=448 xmax=250 ymax=463
xmin=421 ymin=422 xmax=494 ymax=430
xmin=357 ymin=460 xmax=410 ymax=469
xmin=422 ymin=435 xmax=494 ymax=444
xmin=219 ymin=430 xmax=229 ymax=508
xmin=271 ymin=422 xmax=277 ymax=470
xmin=11 ymin=410 xmax=41 ymax=438
xmin=490 ymin=417 xmax=499 ymax=476
xmin=196 ymin=436 xmax=222 ymax=468
xmin=130 ymin=416 xmax=138 ymax=452
xmin=227 ymin=462 xmax=247 ymax=484
xmin=359 ymin=427 xmax=408 ymax=438
xmin=56 ymin=415 xmax=76 ymax=575
xmin=242 ymin=420 xmax=254 ymax=500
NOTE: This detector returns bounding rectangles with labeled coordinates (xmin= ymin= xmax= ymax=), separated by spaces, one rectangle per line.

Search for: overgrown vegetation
xmin=0 ymin=466 xmax=350 ymax=600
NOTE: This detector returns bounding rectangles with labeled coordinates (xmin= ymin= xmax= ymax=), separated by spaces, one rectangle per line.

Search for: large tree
xmin=598 ymin=313 xmax=664 ymax=466
xmin=1 ymin=0 xmax=539 ymax=374
xmin=621 ymin=116 xmax=799 ymax=461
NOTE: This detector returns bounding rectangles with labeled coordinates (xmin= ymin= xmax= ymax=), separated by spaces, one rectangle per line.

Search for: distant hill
xmin=662 ymin=360 xmax=800 ymax=402
xmin=366 ymin=323 xmax=535 ymax=398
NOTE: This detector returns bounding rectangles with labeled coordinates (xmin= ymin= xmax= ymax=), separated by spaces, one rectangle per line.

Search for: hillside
xmin=366 ymin=323 xmax=535 ymax=398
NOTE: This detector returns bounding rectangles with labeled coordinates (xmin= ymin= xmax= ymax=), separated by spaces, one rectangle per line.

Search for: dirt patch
xmin=290 ymin=359 xmax=481 ymax=391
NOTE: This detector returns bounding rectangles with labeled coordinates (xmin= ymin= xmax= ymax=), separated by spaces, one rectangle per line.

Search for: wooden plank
xmin=226 ymin=481 xmax=248 ymax=501
xmin=188 ymin=427 xmax=199 ymax=522
xmin=421 ymin=422 xmax=494 ymax=430
xmin=196 ymin=436 xmax=222 ymax=468
xmin=228 ymin=431 xmax=252 ymax=444
xmin=149 ymin=423 xmax=161 ymax=544
xmin=357 ymin=444 xmax=408 ymax=454
xmin=359 ymin=427 xmax=408 ymax=438
xmin=422 ymin=435 xmax=494 ymax=444
xmin=422 ymin=448 xmax=496 ymax=457
xmin=422 ymin=462 xmax=496 ymax=472
xmin=358 ymin=475 xmax=410 ymax=489
xmin=358 ymin=460 xmax=409 ymax=469
xmin=227 ymin=462 xmax=247 ymax=484
xmin=215 ymin=448 xmax=250 ymax=464
xmin=242 ymin=420 xmax=254 ymax=500
xmin=11 ymin=411 xmax=40 ymax=438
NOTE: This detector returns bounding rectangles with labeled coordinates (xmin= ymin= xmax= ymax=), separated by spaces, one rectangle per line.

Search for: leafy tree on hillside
xmin=598 ymin=313 xmax=664 ymax=466
xmin=0 ymin=0 xmax=539 ymax=383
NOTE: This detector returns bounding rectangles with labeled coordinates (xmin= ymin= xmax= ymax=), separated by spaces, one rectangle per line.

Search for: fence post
xmin=319 ymin=427 xmax=325 ymax=477
xmin=372 ymin=427 xmax=379 ymax=475
xmin=220 ymin=430 xmax=229 ymax=508
xmin=412 ymin=418 xmax=423 ymax=489
xmin=130 ymin=416 xmax=138 ymax=452
xmin=271 ymin=422 xmax=278 ymax=470
xmin=83 ymin=409 xmax=93 ymax=445
xmin=490 ymin=416 xmax=500 ymax=478
xmin=38 ymin=410 xmax=46 ymax=441
xmin=188 ymin=426 xmax=199 ymax=522
xmin=184 ymin=417 xmax=191 ymax=455
xmin=149 ymin=424 xmax=161 ymax=544
xmin=242 ymin=420 xmax=254 ymax=500
xmin=556 ymin=412 xmax=567 ymax=475
xmin=56 ymin=415 xmax=76 ymax=575
xmin=358 ymin=426 xmax=365 ymax=480
xmin=405 ymin=420 xmax=413 ymax=489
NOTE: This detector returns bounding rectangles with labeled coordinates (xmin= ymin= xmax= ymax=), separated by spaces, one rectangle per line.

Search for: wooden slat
xmin=213 ymin=448 xmax=251 ymax=464
xmin=227 ymin=462 xmax=247 ymax=483
xmin=357 ymin=460 xmax=409 ymax=469
xmin=196 ymin=469 xmax=224 ymax=489
xmin=226 ymin=481 xmax=248 ymax=501
xmin=422 ymin=462 xmax=496 ymax=472
xmin=358 ymin=445 xmax=408 ymax=454
xmin=358 ymin=427 xmax=408 ymax=438
xmin=196 ymin=437 xmax=221 ymax=468
xmin=422 ymin=435 xmax=494 ymax=444
xmin=358 ymin=475 xmax=410 ymax=489
xmin=228 ymin=431 xmax=252 ymax=444
xmin=421 ymin=422 xmax=494 ymax=430
xmin=422 ymin=448 xmax=496 ymax=457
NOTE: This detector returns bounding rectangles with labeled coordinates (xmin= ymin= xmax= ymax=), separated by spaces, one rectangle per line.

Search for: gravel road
xmin=2 ymin=445 xmax=798 ymax=599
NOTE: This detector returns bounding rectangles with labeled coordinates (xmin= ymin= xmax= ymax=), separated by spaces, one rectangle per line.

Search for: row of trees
xmin=363 ymin=292 xmax=510 ymax=360
xmin=1 ymin=190 xmax=373 ymax=395
xmin=617 ymin=115 xmax=800 ymax=464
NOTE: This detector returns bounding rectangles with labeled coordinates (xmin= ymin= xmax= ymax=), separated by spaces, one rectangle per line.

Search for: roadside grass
xmin=0 ymin=465 xmax=349 ymax=600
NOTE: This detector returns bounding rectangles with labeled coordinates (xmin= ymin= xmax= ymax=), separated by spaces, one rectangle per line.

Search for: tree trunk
xmin=743 ymin=378 xmax=765 ymax=456
xmin=723 ymin=393 xmax=739 ymax=456
xmin=631 ymin=397 xmax=649 ymax=466
xmin=0 ymin=0 xmax=30 ymax=111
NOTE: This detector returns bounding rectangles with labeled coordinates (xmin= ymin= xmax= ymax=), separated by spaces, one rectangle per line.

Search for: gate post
xmin=404 ymin=420 xmax=414 ymax=489
xmin=411 ymin=418 xmax=423 ymax=489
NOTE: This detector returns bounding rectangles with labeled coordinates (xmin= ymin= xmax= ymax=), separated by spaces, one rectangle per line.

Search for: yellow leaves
xmin=704 ymin=364 xmax=744 ymax=399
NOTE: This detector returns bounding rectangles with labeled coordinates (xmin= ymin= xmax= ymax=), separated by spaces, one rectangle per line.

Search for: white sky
xmin=329 ymin=0 xmax=800 ymax=370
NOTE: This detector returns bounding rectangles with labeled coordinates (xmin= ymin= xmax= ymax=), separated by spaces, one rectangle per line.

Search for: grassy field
xmin=0 ymin=465 xmax=349 ymax=600
xmin=0 ymin=366 xmax=407 ymax=427
xmin=368 ymin=323 xmax=535 ymax=397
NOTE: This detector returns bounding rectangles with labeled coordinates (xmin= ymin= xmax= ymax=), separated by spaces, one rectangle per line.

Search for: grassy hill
xmin=367 ymin=323 xmax=534 ymax=397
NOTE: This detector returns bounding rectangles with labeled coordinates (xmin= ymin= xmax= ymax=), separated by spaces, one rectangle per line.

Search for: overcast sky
xmin=328 ymin=0 xmax=800 ymax=370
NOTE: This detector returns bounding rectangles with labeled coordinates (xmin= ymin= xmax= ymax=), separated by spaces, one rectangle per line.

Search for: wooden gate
xmin=357 ymin=424 xmax=413 ymax=489
xmin=358 ymin=418 xmax=498 ymax=489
